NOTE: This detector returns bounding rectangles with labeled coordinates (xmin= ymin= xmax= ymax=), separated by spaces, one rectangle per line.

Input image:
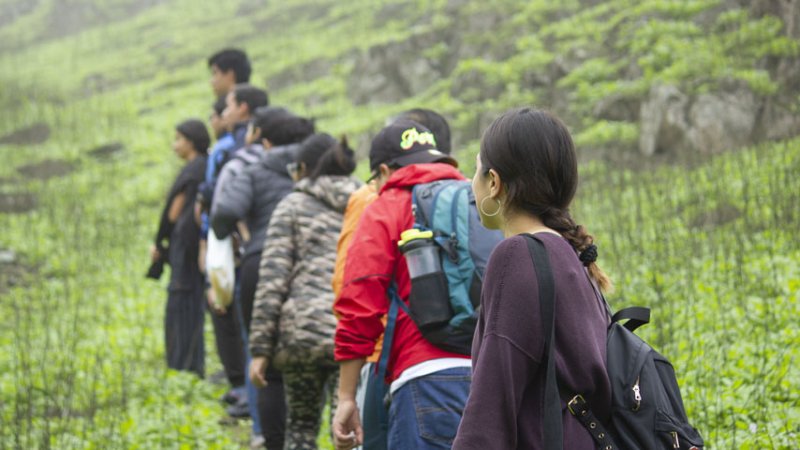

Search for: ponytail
xmin=309 ymin=135 xmax=356 ymax=179
xmin=299 ymin=133 xmax=358 ymax=180
xmin=542 ymin=209 xmax=613 ymax=293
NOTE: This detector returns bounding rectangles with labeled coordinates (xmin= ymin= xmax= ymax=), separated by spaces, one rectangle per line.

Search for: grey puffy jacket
xmin=210 ymin=144 xmax=300 ymax=258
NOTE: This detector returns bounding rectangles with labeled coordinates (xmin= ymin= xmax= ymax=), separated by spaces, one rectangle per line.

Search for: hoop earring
xmin=480 ymin=197 xmax=502 ymax=217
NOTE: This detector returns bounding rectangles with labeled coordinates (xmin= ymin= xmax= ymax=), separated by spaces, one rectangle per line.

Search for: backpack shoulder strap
xmin=612 ymin=306 xmax=650 ymax=332
xmin=376 ymin=284 xmax=410 ymax=385
xmin=526 ymin=235 xmax=618 ymax=449
xmin=410 ymin=184 xmax=429 ymax=229
xmin=523 ymin=235 xmax=563 ymax=450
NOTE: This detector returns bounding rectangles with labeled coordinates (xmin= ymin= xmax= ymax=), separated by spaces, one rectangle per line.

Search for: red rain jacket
xmin=334 ymin=163 xmax=470 ymax=381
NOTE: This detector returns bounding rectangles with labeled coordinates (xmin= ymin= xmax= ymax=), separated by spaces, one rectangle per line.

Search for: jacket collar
xmin=380 ymin=163 xmax=466 ymax=194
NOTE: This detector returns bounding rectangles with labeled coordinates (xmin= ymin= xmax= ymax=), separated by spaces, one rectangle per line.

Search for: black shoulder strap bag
xmin=524 ymin=234 xmax=616 ymax=450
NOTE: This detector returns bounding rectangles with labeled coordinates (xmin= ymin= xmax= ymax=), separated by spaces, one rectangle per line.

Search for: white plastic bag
xmin=206 ymin=228 xmax=235 ymax=309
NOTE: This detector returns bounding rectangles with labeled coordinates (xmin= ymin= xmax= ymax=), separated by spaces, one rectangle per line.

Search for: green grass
xmin=0 ymin=0 xmax=798 ymax=448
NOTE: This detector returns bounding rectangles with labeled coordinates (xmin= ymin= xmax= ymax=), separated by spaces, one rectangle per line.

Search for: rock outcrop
xmin=343 ymin=0 xmax=799 ymax=160
xmin=639 ymin=85 xmax=763 ymax=156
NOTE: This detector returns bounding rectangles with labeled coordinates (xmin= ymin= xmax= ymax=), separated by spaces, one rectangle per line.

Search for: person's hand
xmin=332 ymin=398 xmax=363 ymax=449
xmin=206 ymin=289 xmax=226 ymax=315
xmin=198 ymin=246 xmax=207 ymax=276
xmin=250 ymin=356 xmax=269 ymax=388
xmin=149 ymin=245 xmax=161 ymax=263
xmin=193 ymin=202 xmax=203 ymax=226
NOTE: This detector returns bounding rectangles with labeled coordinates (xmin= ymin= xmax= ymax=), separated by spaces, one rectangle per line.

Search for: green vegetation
xmin=577 ymin=140 xmax=800 ymax=448
xmin=0 ymin=0 xmax=797 ymax=448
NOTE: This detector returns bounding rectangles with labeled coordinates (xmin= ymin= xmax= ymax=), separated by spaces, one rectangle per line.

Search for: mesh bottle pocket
xmin=408 ymin=271 xmax=453 ymax=330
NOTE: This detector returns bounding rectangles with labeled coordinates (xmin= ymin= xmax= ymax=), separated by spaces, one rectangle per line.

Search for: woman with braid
xmin=452 ymin=108 xmax=612 ymax=449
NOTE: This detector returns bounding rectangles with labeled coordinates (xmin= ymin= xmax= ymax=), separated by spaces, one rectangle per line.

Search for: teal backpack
xmin=392 ymin=179 xmax=504 ymax=355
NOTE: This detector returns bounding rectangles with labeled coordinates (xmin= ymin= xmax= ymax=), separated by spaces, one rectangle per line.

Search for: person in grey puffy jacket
xmin=210 ymin=108 xmax=315 ymax=449
xmin=249 ymin=133 xmax=361 ymax=450
xmin=211 ymin=108 xmax=315 ymax=326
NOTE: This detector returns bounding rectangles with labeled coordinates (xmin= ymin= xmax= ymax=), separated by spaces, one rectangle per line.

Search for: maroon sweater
xmin=453 ymin=233 xmax=611 ymax=450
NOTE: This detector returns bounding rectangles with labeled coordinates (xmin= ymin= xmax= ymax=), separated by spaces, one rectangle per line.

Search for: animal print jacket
xmin=249 ymin=175 xmax=361 ymax=368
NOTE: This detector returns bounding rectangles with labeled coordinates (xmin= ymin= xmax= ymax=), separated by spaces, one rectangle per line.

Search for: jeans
xmin=387 ymin=367 xmax=471 ymax=450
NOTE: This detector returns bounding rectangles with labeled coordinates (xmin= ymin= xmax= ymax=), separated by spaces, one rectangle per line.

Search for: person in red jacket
xmin=332 ymin=120 xmax=471 ymax=450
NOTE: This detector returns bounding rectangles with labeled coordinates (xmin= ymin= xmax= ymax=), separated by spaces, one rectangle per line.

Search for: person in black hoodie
xmin=148 ymin=119 xmax=210 ymax=378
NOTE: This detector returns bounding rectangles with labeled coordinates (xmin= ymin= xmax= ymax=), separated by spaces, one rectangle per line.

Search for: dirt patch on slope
xmin=0 ymin=123 xmax=51 ymax=146
xmin=688 ymin=202 xmax=742 ymax=229
xmin=0 ymin=193 xmax=37 ymax=214
xmin=88 ymin=142 xmax=125 ymax=160
xmin=16 ymin=159 xmax=76 ymax=180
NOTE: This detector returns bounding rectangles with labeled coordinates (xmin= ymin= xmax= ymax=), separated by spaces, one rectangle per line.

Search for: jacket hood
xmin=236 ymin=144 xmax=266 ymax=164
xmin=295 ymin=176 xmax=362 ymax=213
xmin=261 ymin=143 xmax=301 ymax=175
xmin=380 ymin=163 xmax=466 ymax=193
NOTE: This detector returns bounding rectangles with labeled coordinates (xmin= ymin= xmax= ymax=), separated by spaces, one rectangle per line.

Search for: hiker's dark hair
xmin=298 ymin=133 xmax=357 ymax=180
xmin=396 ymin=108 xmax=452 ymax=155
xmin=212 ymin=94 xmax=227 ymax=116
xmin=258 ymin=109 xmax=315 ymax=147
xmin=480 ymin=107 xmax=612 ymax=292
xmin=251 ymin=106 xmax=288 ymax=142
xmin=176 ymin=119 xmax=210 ymax=154
xmin=233 ymin=84 xmax=269 ymax=116
xmin=208 ymin=49 xmax=251 ymax=83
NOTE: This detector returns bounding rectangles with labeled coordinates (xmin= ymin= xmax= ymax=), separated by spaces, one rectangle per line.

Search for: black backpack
xmin=524 ymin=235 xmax=704 ymax=450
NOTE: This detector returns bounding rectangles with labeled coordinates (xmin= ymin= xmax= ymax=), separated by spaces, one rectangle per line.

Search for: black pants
xmin=259 ymin=366 xmax=287 ymax=449
xmin=165 ymin=285 xmax=205 ymax=378
xmin=239 ymin=251 xmax=261 ymax=330
xmin=209 ymin=301 xmax=246 ymax=387
xmin=241 ymin=252 xmax=287 ymax=449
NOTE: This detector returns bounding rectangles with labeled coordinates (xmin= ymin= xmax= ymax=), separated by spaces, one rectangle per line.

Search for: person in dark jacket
xmin=452 ymin=108 xmax=613 ymax=449
xmin=250 ymin=133 xmax=361 ymax=449
xmin=210 ymin=107 xmax=293 ymax=433
xmin=211 ymin=109 xmax=315 ymax=449
xmin=148 ymin=119 xmax=210 ymax=378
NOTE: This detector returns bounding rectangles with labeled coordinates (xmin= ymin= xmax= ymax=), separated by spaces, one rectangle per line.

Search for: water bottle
xmin=399 ymin=229 xmax=453 ymax=330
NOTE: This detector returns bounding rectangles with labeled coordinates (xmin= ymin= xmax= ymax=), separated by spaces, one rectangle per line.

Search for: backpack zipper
xmin=632 ymin=376 xmax=641 ymax=411
xmin=671 ymin=431 xmax=680 ymax=448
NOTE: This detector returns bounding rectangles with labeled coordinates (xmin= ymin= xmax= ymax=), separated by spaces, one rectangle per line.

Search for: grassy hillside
xmin=0 ymin=0 xmax=798 ymax=448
